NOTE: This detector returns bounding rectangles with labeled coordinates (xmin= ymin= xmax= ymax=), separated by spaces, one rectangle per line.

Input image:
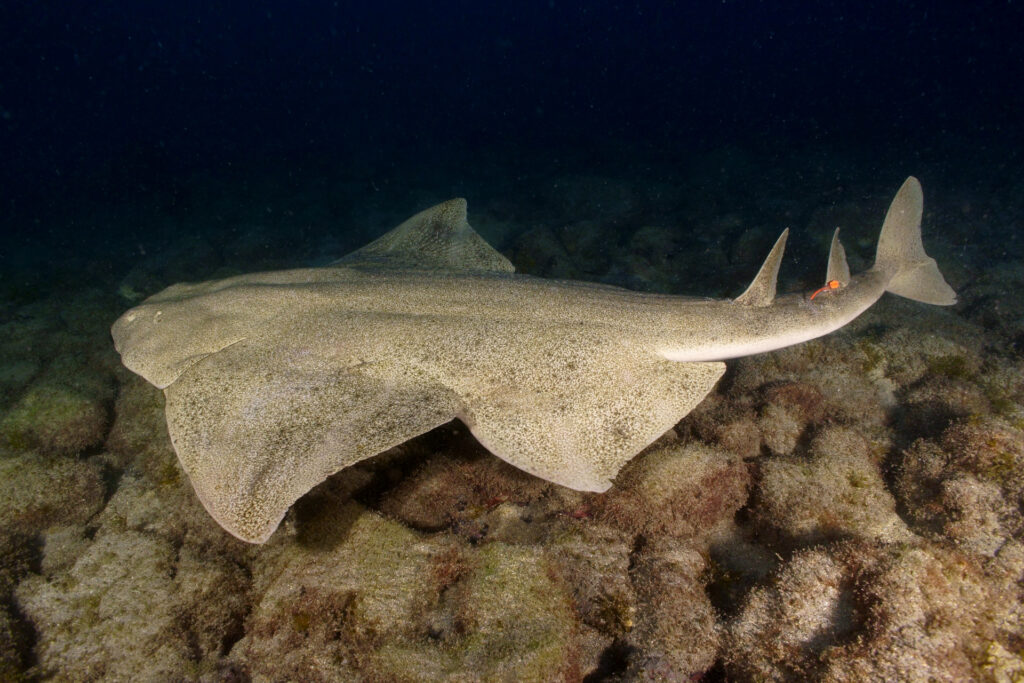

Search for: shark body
xmin=112 ymin=177 xmax=955 ymax=543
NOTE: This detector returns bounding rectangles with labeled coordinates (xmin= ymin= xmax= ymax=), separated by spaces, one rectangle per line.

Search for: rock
xmin=379 ymin=449 xmax=550 ymax=534
xmin=625 ymin=544 xmax=720 ymax=679
xmin=0 ymin=454 xmax=106 ymax=536
xmin=895 ymin=415 xmax=1024 ymax=556
xmin=16 ymin=530 xmax=193 ymax=680
xmin=594 ymin=442 xmax=750 ymax=542
xmin=1 ymin=354 xmax=114 ymax=457
xmin=230 ymin=505 xmax=581 ymax=680
xmin=753 ymin=426 xmax=913 ymax=546
xmin=726 ymin=540 xmax=1021 ymax=682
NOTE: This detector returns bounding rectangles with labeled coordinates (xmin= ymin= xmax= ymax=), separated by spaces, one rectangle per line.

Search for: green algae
xmin=856 ymin=339 xmax=887 ymax=374
xmin=927 ymin=354 xmax=974 ymax=381
xmin=0 ymin=381 xmax=110 ymax=457
xmin=453 ymin=542 xmax=578 ymax=680
xmin=980 ymin=448 xmax=1019 ymax=489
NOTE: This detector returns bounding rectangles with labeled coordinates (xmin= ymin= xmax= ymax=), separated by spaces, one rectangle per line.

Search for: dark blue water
xmin=2 ymin=0 xmax=1022 ymax=294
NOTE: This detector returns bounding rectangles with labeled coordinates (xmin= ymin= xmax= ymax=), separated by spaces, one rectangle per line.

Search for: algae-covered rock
xmin=37 ymin=525 xmax=92 ymax=576
xmin=1 ymin=384 xmax=109 ymax=456
xmin=758 ymin=401 xmax=803 ymax=456
xmin=379 ymin=448 xmax=551 ymax=533
xmin=0 ymin=303 xmax=62 ymax=377
xmin=0 ymin=532 xmax=34 ymax=681
xmin=59 ymin=288 xmax=123 ymax=341
xmin=549 ymin=522 xmax=635 ymax=640
xmin=594 ymin=442 xmax=750 ymax=542
xmin=96 ymin=471 xmax=247 ymax=555
xmin=897 ymin=374 xmax=992 ymax=441
xmin=755 ymin=380 xmax=828 ymax=457
xmin=727 ymin=546 xmax=856 ymax=680
xmin=117 ymin=233 xmax=221 ymax=300
xmin=229 ymin=502 xmax=443 ymax=679
xmin=231 ymin=505 xmax=580 ymax=681
xmin=623 ymin=224 xmax=683 ymax=292
xmin=103 ymin=373 xmax=176 ymax=475
xmin=895 ymin=415 xmax=1024 ymax=556
xmin=15 ymin=530 xmax=194 ymax=680
xmin=508 ymin=226 xmax=578 ymax=279
xmin=625 ymin=544 xmax=719 ymax=679
xmin=445 ymin=542 xmax=580 ymax=681
xmin=0 ymin=531 xmax=37 ymax=600
xmin=0 ymin=602 xmax=31 ymax=682
xmin=0 ymin=359 xmax=39 ymax=411
xmin=819 ymin=544 xmax=1001 ymax=682
xmin=753 ymin=426 xmax=913 ymax=546
xmin=556 ymin=219 xmax=619 ymax=277
xmin=174 ymin=542 xmax=251 ymax=660
xmin=0 ymin=453 xmax=105 ymax=536
xmin=726 ymin=540 xmax=1021 ymax=682
xmin=1 ymin=354 xmax=114 ymax=457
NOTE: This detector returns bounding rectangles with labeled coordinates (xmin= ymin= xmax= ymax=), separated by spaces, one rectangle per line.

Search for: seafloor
xmin=1 ymin=142 xmax=1022 ymax=681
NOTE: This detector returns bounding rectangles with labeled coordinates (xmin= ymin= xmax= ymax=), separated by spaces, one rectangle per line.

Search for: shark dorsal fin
xmin=335 ymin=198 xmax=515 ymax=274
xmin=826 ymin=228 xmax=851 ymax=286
xmin=735 ymin=229 xmax=788 ymax=307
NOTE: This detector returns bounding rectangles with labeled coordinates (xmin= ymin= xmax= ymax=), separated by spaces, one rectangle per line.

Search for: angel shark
xmin=112 ymin=177 xmax=956 ymax=543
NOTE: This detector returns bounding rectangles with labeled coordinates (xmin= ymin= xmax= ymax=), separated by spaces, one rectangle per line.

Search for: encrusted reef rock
xmin=624 ymin=543 xmax=720 ymax=680
xmin=0 ymin=354 xmax=114 ymax=457
xmin=726 ymin=540 xmax=1024 ymax=681
xmin=896 ymin=415 xmax=1024 ymax=557
xmin=752 ymin=425 xmax=913 ymax=547
xmin=229 ymin=503 xmax=581 ymax=681
xmin=593 ymin=441 xmax=750 ymax=541
xmin=17 ymin=530 xmax=193 ymax=680
xmin=0 ymin=453 xmax=106 ymax=536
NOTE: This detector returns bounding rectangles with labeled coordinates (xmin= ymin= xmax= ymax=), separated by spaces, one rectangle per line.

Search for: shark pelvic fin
xmin=826 ymin=228 xmax=851 ymax=287
xmin=735 ymin=228 xmax=788 ymax=307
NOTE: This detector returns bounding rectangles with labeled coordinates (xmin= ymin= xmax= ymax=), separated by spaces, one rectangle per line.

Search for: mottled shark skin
xmin=112 ymin=177 xmax=956 ymax=543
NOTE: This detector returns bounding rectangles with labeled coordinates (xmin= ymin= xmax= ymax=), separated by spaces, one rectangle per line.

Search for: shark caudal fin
xmin=873 ymin=177 xmax=957 ymax=306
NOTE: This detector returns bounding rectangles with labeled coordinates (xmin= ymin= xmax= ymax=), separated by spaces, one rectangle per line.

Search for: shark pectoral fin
xmin=334 ymin=198 xmax=516 ymax=274
xmin=455 ymin=358 xmax=726 ymax=492
xmin=735 ymin=229 xmax=789 ymax=307
xmin=163 ymin=339 xmax=459 ymax=543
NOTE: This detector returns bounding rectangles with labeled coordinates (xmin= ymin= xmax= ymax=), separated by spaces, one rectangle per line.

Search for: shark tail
xmin=872 ymin=176 xmax=957 ymax=306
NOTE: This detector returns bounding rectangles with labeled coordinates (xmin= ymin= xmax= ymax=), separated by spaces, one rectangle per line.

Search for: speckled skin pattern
xmin=111 ymin=179 xmax=954 ymax=542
